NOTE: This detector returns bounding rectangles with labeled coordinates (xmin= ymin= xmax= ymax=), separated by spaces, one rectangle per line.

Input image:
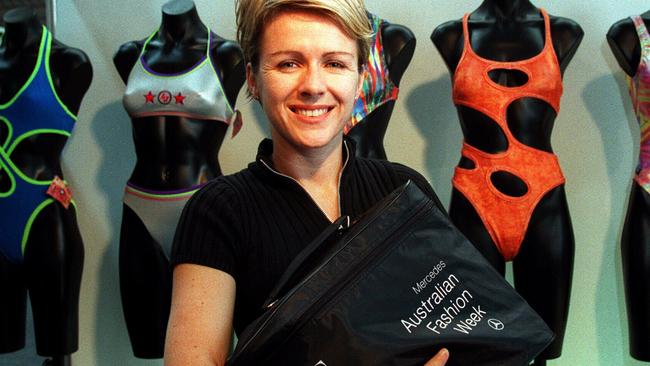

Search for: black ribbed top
xmin=171 ymin=138 xmax=443 ymax=334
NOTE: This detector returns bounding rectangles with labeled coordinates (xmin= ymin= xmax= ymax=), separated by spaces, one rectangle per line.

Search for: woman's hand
xmin=424 ymin=348 xmax=449 ymax=366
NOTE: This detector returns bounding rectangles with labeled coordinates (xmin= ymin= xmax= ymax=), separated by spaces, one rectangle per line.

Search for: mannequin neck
xmin=642 ymin=9 xmax=650 ymax=19
xmin=476 ymin=0 xmax=537 ymax=21
xmin=159 ymin=0 xmax=206 ymax=43
xmin=1 ymin=7 xmax=43 ymax=54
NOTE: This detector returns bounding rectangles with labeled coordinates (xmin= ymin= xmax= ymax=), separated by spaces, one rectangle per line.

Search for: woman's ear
xmin=356 ymin=66 xmax=366 ymax=97
xmin=246 ymin=62 xmax=259 ymax=100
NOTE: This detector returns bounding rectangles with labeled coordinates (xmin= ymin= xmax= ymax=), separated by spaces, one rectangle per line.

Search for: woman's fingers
xmin=424 ymin=348 xmax=450 ymax=366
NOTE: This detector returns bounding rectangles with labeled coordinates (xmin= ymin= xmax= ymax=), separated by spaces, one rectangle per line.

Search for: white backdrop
xmin=1 ymin=0 xmax=647 ymax=365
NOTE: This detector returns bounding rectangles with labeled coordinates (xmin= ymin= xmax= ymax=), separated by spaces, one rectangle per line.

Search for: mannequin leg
xmin=0 ymin=254 xmax=27 ymax=353
xmin=119 ymin=204 xmax=172 ymax=359
xmin=513 ymin=186 xmax=574 ymax=361
xmin=449 ymin=188 xmax=506 ymax=274
xmin=621 ymin=182 xmax=650 ymax=361
xmin=24 ymin=203 xmax=84 ymax=358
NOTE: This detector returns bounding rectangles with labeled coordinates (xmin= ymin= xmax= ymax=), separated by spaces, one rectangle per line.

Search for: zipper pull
xmin=337 ymin=216 xmax=351 ymax=231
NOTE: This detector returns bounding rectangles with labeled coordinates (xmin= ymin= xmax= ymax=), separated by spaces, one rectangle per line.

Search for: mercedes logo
xmin=488 ymin=318 xmax=504 ymax=331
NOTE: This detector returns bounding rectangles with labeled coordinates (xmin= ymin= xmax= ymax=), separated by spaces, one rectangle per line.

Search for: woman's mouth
xmin=293 ymin=108 xmax=329 ymax=117
xmin=290 ymin=106 xmax=334 ymax=118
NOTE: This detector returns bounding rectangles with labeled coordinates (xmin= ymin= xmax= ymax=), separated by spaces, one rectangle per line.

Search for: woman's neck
xmin=159 ymin=0 xmax=206 ymax=43
xmin=1 ymin=7 xmax=43 ymax=54
xmin=271 ymin=134 xmax=344 ymax=187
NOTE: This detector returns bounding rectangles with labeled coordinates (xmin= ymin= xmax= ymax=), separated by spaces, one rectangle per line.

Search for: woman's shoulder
xmin=355 ymin=157 xmax=428 ymax=185
xmin=355 ymin=158 xmax=445 ymax=211
xmin=183 ymin=167 xmax=259 ymax=217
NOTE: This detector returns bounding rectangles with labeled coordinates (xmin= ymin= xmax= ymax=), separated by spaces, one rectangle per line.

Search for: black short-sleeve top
xmin=171 ymin=138 xmax=444 ymax=335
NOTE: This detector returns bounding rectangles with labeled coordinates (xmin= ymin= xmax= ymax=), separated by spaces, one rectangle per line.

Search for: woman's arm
xmin=164 ymin=263 xmax=237 ymax=366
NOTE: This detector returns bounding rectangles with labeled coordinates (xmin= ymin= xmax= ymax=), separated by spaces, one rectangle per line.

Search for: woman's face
xmin=247 ymin=9 xmax=363 ymax=152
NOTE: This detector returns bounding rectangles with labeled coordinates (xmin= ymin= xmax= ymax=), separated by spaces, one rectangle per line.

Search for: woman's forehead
xmin=258 ymin=9 xmax=357 ymax=56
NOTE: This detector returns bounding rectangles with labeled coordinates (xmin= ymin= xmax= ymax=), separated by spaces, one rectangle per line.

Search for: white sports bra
xmin=123 ymin=26 xmax=241 ymax=136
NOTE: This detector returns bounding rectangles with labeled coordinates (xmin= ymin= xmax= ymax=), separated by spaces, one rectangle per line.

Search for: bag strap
xmin=262 ymin=215 xmax=351 ymax=309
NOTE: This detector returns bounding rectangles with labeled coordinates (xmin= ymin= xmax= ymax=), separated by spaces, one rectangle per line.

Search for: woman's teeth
xmin=295 ymin=108 xmax=328 ymax=117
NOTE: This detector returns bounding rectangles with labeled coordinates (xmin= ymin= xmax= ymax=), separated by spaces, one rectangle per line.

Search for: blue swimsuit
xmin=0 ymin=27 xmax=77 ymax=264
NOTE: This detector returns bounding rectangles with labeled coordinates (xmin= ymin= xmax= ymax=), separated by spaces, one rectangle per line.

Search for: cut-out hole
xmin=490 ymin=170 xmax=528 ymax=197
xmin=487 ymin=68 xmax=529 ymax=87
xmin=458 ymin=156 xmax=476 ymax=169
xmin=507 ymin=97 xmax=557 ymax=152
xmin=0 ymin=119 xmax=9 ymax=147
xmin=458 ymin=105 xmax=508 ymax=154
xmin=0 ymin=166 xmax=11 ymax=194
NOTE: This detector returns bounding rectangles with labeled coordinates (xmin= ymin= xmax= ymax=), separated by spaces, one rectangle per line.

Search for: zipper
xmin=235 ymin=195 xmax=433 ymax=359
xmin=284 ymin=199 xmax=434 ymax=337
xmin=259 ymin=140 xmax=350 ymax=222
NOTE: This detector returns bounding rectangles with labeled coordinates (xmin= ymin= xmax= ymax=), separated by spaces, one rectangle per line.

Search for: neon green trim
xmin=0 ymin=155 xmax=16 ymax=198
xmin=205 ymin=26 xmax=211 ymax=57
xmin=0 ymin=146 xmax=53 ymax=186
xmin=7 ymin=129 xmax=71 ymax=155
xmin=205 ymin=26 xmax=235 ymax=115
xmin=0 ymin=26 xmax=47 ymax=109
xmin=138 ymin=25 xmax=212 ymax=80
xmin=126 ymin=186 xmax=199 ymax=200
xmin=141 ymin=28 xmax=159 ymax=54
xmin=0 ymin=116 xmax=12 ymax=150
xmin=44 ymin=30 xmax=77 ymax=120
xmin=21 ymin=198 xmax=55 ymax=256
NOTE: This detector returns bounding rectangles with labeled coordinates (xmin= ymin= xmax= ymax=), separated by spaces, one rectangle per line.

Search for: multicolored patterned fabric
xmin=345 ymin=13 xmax=399 ymax=134
xmin=628 ymin=16 xmax=650 ymax=192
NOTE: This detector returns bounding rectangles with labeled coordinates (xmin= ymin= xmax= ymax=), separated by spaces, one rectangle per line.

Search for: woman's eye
xmin=327 ymin=61 xmax=345 ymax=69
xmin=279 ymin=61 xmax=298 ymax=69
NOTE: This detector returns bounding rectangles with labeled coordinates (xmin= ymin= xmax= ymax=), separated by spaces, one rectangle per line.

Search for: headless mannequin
xmin=607 ymin=10 xmax=650 ymax=362
xmin=345 ymin=18 xmax=415 ymax=160
xmin=113 ymin=0 xmax=244 ymax=358
xmin=431 ymin=1 xmax=582 ymax=364
xmin=0 ymin=7 xmax=92 ymax=366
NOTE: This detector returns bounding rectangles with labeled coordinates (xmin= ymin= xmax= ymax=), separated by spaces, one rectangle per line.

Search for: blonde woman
xmin=165 ymin=1 xmax=449 ymax=365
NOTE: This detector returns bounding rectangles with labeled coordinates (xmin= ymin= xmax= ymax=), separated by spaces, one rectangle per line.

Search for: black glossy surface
xmin=608 ymin=12 xmax=650 ymax=361
xmin=432 ymin=0 xmax=582 ymax=361
xmin=112 ymin=1 xmax=245 ymax=358
xmin=0 ymin=7 xmax=90 ymax=361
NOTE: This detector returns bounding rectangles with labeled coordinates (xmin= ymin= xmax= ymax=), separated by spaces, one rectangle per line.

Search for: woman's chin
xmin=287 ymin=131 xmax=343 ymax=150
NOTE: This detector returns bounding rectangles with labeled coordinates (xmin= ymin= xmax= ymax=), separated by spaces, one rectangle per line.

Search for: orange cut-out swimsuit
xmin=451 ymin=8 xmax=565 ymax=261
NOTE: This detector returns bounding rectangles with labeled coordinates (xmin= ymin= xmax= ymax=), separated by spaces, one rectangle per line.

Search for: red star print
xmin=144 ymin=91 xmax=155 ymax=103
xmin=174 ymin=92 xmax=186 ymax=105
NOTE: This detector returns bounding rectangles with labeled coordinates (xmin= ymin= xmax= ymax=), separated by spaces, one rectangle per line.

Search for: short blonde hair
xmin=235 ymin=0 xmax=372 ymax=72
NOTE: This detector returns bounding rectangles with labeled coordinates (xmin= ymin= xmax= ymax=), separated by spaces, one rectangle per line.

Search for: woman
xmin=165 ymin=1 xmax=448 ymax=365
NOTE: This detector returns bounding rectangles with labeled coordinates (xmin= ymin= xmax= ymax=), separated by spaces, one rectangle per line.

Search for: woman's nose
xmin=299 ymin=65 xmax=326 ymax=97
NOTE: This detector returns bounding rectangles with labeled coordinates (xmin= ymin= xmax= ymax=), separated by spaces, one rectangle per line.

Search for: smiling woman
xmin=164 ymin=1 xmax=448 ymax=365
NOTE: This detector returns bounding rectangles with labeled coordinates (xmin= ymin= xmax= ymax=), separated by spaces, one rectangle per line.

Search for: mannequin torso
xmin=346 ymin=18 xmax=415 ymax=160
xmin=112 ymin=0 xmax=245 ymax=358
xmin=113 ymin=1 xmax=244 ymax=189
xmin=607 ymin=10 xmax=650 ymax=362
xmin=0 ymin=7 xmax=91 ymax=366
xmin=431 ymin=1 xmax=582 ymax=363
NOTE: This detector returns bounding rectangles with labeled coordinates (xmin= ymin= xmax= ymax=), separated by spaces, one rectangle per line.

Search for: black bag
xmin=228 ymin=181 xmax=554 ymax=366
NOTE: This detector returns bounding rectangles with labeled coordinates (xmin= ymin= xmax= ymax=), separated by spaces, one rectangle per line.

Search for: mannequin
xmin=0 ymin=7 xmax=92 ymax=366
xmin=345 ymin=13 xmax=415 ymax=160
xmin=431 ymin=1 xmax=582 ymax=364
xmin=113 ymin=0 xmax=244 ymax=358
xmin=607 ymin=10 xmax=650 ymax=362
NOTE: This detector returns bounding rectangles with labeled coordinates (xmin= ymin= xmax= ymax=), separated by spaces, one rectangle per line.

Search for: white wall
xmin=1 ymin=0 xmax=647 ymax=365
